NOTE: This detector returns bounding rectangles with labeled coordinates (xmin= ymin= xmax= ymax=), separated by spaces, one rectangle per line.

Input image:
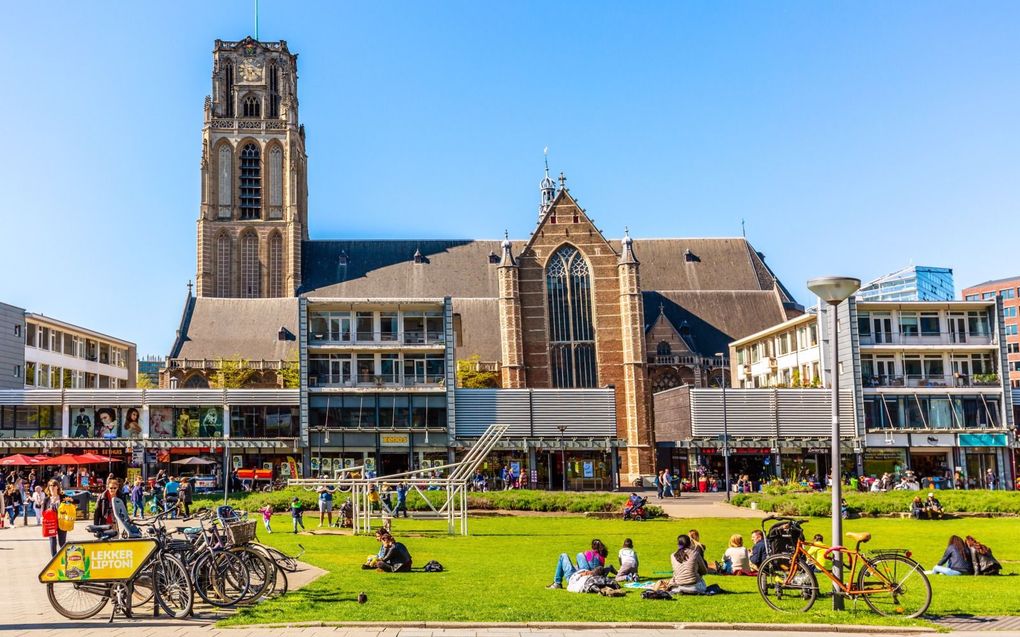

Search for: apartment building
xmin=963 ymin=276 xmax=1020 ymax=390
xmin=715 ymin=299 xmax=1014 ymax=488
xmin=857 ymin=265 xmax=955 ymax=302
xmin=10 ymin=310 xmax=137 ymax=390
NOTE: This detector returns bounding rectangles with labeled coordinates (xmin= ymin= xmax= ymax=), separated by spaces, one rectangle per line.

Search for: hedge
xmin=193 ymin=488 xmax=664 ymax=517
xmin=732 ymin=490 xmax=1020 ymax=517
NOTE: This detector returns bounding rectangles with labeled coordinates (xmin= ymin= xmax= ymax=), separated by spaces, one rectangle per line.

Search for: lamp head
xmin=807 ymin=276 xmax=861 ymax=304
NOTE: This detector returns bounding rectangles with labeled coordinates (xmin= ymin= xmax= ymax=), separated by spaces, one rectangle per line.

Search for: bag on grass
xmin=641 ymin=589 xmax=674 ymax=600
xmin=423 ymin=560 xmax=444 ymax=572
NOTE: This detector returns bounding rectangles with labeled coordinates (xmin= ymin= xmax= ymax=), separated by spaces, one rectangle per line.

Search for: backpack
xmin=423 ymin=560 xmax=444 ymax=573
xmin=57 ymin=500 xmax=77 ymax=532
xmin=583 ymin=575 xmax=619 ymax=593
xmin=641 ymin=589 xmax=674 ymax=600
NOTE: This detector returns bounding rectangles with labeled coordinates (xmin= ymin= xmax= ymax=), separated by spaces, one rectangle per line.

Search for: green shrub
xmin=192 ymin=488 xmax=650 ymax=515
xmin=734 ymin=490 xmax=1020 ymax=517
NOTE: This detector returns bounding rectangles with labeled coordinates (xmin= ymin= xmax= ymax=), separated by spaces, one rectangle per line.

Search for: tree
xmin=135 ymin=373 xmax=156 ymax=389
xmin=280 ymin=354 xmax=300 ymax=389
xmin=211 ymin=358 xmax=259 ymax=389
xmin=456 ymin=355 xmax=499 ymax=388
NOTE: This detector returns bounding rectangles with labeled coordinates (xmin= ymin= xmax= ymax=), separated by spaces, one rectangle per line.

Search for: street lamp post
xmin=557 ymin=425 xmax=568 ymax=491
xmin=807 ymin=275 xmax=861 ymax=612
xmin=714 ymin=352 xmax=731 ymax=502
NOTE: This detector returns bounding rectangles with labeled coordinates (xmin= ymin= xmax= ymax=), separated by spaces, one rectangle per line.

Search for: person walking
xmin=290 ymin=497 xmax=305 ymax=533
xmin=655 ymin=470 xmax=664 ymax=500
xmin=662 ymin=468 xmax=674 ymax=498
xmin=985 ymin=468 xmax=996 ymax=491
xmin=394 ymin=482 xmax=409 ymax=518
xmin=180 ymin=477 xmax=193 ymax=516
xmin=130 ymin=478 xmax=145 ymax=518
xmin=42 ymin=480 xmax=69 ymax=556
xmin=31 ymin=485 xmax=45 ymax=525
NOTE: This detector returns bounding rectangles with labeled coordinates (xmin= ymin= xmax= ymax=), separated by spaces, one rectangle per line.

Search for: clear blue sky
xmin=2 ymin=1 xmax=1018 ymax=356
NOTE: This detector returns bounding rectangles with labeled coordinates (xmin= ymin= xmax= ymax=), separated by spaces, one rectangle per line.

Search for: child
xmin=722 ymin=534 xmax=753 ymax=575
xmin=616 ymin=538 xmax=639 ymax=582
xmin=260 ymin=503 xmax=274 ymax=534
xmin=290 ymin=497 xmax=304 ymax=533
xmin=806 ymin=534 xmax=832 ymax=572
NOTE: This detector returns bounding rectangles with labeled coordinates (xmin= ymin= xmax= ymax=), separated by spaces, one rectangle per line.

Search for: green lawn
xmin=222 ymin=515 xmax=1020 ymax=627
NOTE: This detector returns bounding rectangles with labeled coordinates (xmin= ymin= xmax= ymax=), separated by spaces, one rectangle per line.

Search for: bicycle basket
xmin=224 ymin=520 xmax=257 ymax=545
xmin=766 ymin=520 xmax=804 ymax=555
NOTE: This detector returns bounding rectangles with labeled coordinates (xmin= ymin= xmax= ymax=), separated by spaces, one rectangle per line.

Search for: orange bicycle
xmin=756 ymin=516 xmax=931 ymax=618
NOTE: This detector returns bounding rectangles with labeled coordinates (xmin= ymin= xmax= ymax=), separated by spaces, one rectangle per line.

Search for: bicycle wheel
xmin=193 ymin=551 xmax=249 ymax=607
xmin=858 ymin=554 xmax=931 ymax=618
xmin=229 ymin=547 xmax=275 ymax=604
xmin=757 ymin=554 xmax=818 ymax=613
xmin=46 ymin=582 xmax=110 ymax=620
xmin=154 ymin=554 xmax=194 ymax=619
xmin=131 ymin=569 xmax=155 ymax=606
xmin=251 ymin=543 xmax=299 ymax=573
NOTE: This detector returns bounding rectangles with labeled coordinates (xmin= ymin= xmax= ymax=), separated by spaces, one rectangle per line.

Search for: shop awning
xmin=0 ymin=438 xmax=298 ymax=450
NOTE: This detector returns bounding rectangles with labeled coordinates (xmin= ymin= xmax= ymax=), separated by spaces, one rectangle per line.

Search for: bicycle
xmin=756 ymin=516 xmax=931 ymax=618
xmin=40 ymin=508 xmax=193 ymax=621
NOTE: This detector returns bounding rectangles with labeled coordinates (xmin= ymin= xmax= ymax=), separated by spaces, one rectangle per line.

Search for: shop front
xmin=908 ymin=433 xmax=954 ymax=489
xmin=307 ymin=429 xmax=450 ymax=479
xmin=958 ymin=433 xmax=1011 ymax=489
xmin=862 ymin=433 xmax=908 ymax=480
xmin=455 ymin=439 xmax=619 ymax=491
xmin=655 ymin=442 xmax=690 ymax=483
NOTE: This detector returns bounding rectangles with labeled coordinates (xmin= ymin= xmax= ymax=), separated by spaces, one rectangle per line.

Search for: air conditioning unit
xmin=308 ymin=376 xmax=319 ymax=387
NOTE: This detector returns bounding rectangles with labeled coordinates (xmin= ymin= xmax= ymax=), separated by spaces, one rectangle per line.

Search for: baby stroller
xmin=762 ymin=515 xmax=806 ymax=556
xmin=335 ymin=498 xmax=354 ymax=528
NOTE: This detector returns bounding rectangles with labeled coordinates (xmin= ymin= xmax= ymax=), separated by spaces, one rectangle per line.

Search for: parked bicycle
xmin=756 ymin=515 xmax=931 ymax=618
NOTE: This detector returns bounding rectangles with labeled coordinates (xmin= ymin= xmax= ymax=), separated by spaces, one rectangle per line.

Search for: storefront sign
xmin=803 ymin=447 xmax=831 ymax=454
xmin=864 ymin=449 xmax=905 ymax=460
xmin=734 ymin=447 xmax=771 ymax=455
xmin=865 ymin=433 xmax=909 ymax=447
xmin=39 ymin=540 xmax=157 ymax=583
xmin=959 ymin=433 xmax=1007 ymax=447
xmin=381 ymin=434 xmax=410 ymax=446
xmin=910 ymin=433 xmax=956 ymax=448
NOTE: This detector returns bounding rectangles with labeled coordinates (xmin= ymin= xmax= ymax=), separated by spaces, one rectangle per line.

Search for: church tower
xmin=195 ymin=37 xmax=308 ymax=298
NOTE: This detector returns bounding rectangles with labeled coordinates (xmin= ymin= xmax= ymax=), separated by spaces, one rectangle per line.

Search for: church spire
xmin=500 ymin=230 xmax=516 ymax=267
xmin=538 ymin=147 xmax=555 ymax=222
xmin=619 ymin=227 xmax=638 ymax=264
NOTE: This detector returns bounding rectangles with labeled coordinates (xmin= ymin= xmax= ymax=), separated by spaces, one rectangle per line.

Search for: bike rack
xmin=287 ymin=424 xmax=509 ymax=536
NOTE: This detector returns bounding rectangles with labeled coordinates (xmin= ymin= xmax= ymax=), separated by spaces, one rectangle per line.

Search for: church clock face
xmin=239 ymin=59 xmax=263 ymax=82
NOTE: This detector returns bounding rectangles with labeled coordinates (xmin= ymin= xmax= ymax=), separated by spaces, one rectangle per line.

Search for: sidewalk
xmin=651 ymin=491 xmax=767 ymax=519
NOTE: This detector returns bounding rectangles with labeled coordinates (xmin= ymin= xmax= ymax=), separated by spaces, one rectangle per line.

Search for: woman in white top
xmin=722 ymin=534 xmax=753 ymax=575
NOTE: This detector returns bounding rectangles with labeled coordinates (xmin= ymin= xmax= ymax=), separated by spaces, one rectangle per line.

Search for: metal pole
xmin=830 ymin=301 xmax=844 ymax=611
xmin=722 ymin=362 xmax=731 ymax=502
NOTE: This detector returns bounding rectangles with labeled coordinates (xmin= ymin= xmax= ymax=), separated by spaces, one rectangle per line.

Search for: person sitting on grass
xmin=749 ymin=530 xmax=767 ymax=571
xmin=363 ymin=529 xmax=391 ymax=569
xmin=910 ymin=496 xmax=924 ymax=520
xmin=924 ymin=492 xmax=944 ymax=520
xmin=931 ymin=535 xmax=973 ymax=576
xmin=965 ymin=536 xmax=1002 ymax=576
xmin=616 ymin=538 xmax=639 ymax=582
xmin=376 ymin=534 xmax=413 ymax=573
xmin=721 ymin=534 xmax=753 ymax=575
xmin=806 ymin=534 xmax=832 ymax=573
xmin=668 ymin=534 xmax=709 ymax=594
xmin=547 ymin=539 xmax=614 ymax=589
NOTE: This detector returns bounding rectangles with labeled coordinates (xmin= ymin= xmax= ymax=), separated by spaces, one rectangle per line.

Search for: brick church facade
xmin=166 ymin=37 xmax=802 ymax=479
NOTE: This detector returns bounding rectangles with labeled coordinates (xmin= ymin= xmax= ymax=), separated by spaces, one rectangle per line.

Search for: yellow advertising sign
xmin=381 ymin=434 xmax=409 ymax=446
xmin=39 ymin=539 xmax=157 ymax=583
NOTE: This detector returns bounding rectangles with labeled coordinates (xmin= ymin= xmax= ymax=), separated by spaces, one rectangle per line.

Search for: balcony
xmin=308 ymin=374 xmax=445 ymax=389
xmin=165 ymin=358 xmax=286 ymax=370
xmin=863 ymin=374 xmax=1001 ymax=389
xmin=648 ymin=354 xmax=725 ymax=367
xmin=307 ymin=331 xmax=444 ymax=347
xmin=860 ymin=332 xmax=994 ymax=347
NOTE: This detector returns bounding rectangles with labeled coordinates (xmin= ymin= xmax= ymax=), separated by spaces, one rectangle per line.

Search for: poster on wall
xmin=199 ymin=407 xmax=223 ymax=437
xmin=126 ymin=467 xmax=141 ymax=485
xmin=310 ymin=457 xmax=320 ymax=473
xmin=95 ymin=408 xmax=121 ymax=438
xmin=344 ymin=458 xmax=355 ymax=469
xmin=232 ymin=455 xmax=243 ymax=470
xmin=583 ymin=461 xmax=594 ymax=478
xmin=122 ymin=407 xmax=144 ymax=439
xmin=71 ymin=408 xmax=94 ymax=438
xmin=421 ymin=460 xmax=432 ymax=470
xmin=321 ymin=457 xmax=333 ymax=473
xmin=262 ymin=462 xmax=273 ymax=471
xmin=174 ymin=407 xmax=224 ymax=438
xmin=150 ymin=407 xmax=174 ymax=438
xmin=510 ymin=461 xmax=521 ymax=476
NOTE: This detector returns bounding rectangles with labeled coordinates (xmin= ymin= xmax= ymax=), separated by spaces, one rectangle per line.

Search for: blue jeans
xmin=554 ymin=553 xmax=576 ymax=585
xmin=132 ymin=499 xmax=143 ymax=517
xmin=932 ymin=565 xmax=962 ymax=576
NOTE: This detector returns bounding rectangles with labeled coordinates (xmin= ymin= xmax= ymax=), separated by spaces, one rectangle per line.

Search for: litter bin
xmin=63 ymin=489 xmax=92 ymax=520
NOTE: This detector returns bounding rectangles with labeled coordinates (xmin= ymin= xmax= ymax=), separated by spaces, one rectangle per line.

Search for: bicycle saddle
xmin=846 ymin=531 xmax=871 ymax=543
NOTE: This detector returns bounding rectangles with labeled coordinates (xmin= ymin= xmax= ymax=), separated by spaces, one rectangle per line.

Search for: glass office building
xmin=857 ymin=266 xmax=955 ymax=302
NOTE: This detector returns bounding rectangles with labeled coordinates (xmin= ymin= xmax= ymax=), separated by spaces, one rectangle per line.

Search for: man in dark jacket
xmin=93 ymin=477 xmax=125 ymax=527
xmin=377 ymin=535 xmax=413 ymax=572
xmin=750 ymin=530 xmax=768 ymax=570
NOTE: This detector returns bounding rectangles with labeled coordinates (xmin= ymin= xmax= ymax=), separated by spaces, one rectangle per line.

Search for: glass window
xmin=1004 ymin=307 xmax=1017 ymax=318
xmin=380 ymin=354 xmax=399 ymax=383
xmin=906 ymin=396 xmax=926 ymax=428
xmin=425 ymin=312 xmax=444 ymax=342
xmin=982 ymin=292 xmax=995 ymax=300
xmin=929 ymin=398 xmax=953 ymax=429
xmin=357 ymin=354 xmax=375 ymax=383
xmin=239 ymin=143 xmax=261 ymax=219
xmin=899 ymin=313 xmax=919 ymax=336
xmin=403 ymin=312 xmax=425 ymax=343
xmin=426 ymin=354 xmax=445 ymax=382
xmin=26 ymin=323 xmax=37 ymax=348
xmin=919 ymin=313 xmax=939 ymax=335
xmin=25 ymin=361 xmax=35 ymax=386
xmin=379 ymin=395 xmax=409 ymax=428
xmin=968 ymin=312 xmax=990 ymax=336
xmin=356 ymin=312 xmax=374 ymax=341
xmin=310 ymin=314 xmax=328 ymax=340
xmin=380 ymin=312 xmax=398 ymax=341
xmin=807 ymin=323 xmax=818 ymax=347
xmin=547 ymin=245 xmax=598 ymax=388
xmin=1001 ymin=288 xmax=1015 ymax=299
xmin=857 ymin=314 xmax=871 ymax=336
xmin=40 ymin=327 xmax=50 ymax=350
xmin=965 ymin=294 xmax=979 ymax=301
xmin=903 ymin=356 xmax=922 ymax=377
xmin=923 ymin=356 xmax=944 ymax=377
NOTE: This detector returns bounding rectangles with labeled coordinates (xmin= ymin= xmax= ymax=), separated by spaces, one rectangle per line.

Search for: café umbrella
xmin=75 ymin=453 xmax=123 ymax=464
xmin=0 ymin=453 xmax=40 ymax=466
xmin=170 ymin=456 xmax=217 ymax=466
xmin=35 ymin=453 xmax=84 ymax=465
